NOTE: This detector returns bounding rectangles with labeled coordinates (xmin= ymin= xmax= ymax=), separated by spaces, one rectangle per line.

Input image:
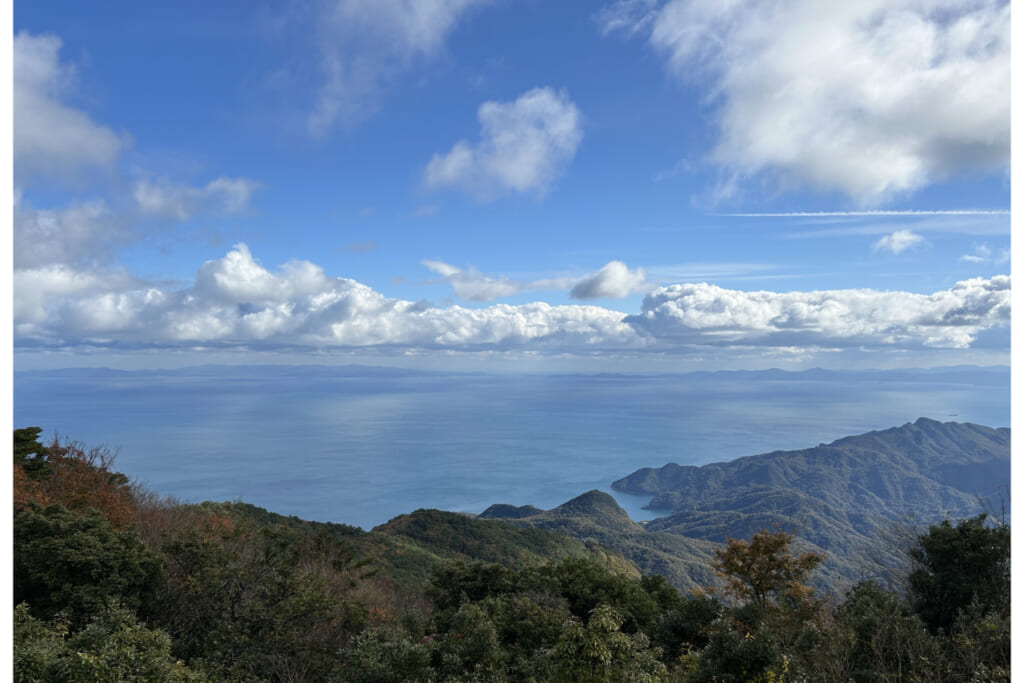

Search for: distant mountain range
xmin=483 ymin=418 xmax=1009 ymax=591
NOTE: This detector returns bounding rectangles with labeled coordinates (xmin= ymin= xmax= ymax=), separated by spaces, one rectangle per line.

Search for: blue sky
xmin=11 ymin=0 xmax=1012 ymax=371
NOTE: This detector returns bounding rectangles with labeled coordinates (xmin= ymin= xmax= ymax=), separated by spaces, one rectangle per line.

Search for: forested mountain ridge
xmin=614 ymin=418 xmax=1007 ymax=506
xmin=609 ymin=418 xmax=1009 ymax=585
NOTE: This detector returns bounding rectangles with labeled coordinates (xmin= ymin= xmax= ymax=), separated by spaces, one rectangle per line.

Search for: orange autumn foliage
xmin=13 ymin=438 xmax=139 ymax=528
xmin=13 ymin=464 xmax=49 ymax=509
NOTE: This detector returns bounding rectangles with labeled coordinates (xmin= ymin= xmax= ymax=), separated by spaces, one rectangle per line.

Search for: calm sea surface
xmin=13 ymin=366 xmax=1010 ymax=529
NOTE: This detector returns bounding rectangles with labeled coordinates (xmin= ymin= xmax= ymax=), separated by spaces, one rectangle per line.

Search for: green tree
xmin=333 ymin=627 xmax=434 ymax=683
xmin=949 ymin=601 xmax=1010 ymax=681
xmin=14 ymin=426 xmax=49 ymax=478
xmin=431 ymin=602 xmax=506 ymax=681
xmin=13 ymin=603 xmax=67 ymax=682
xmin=537 ymin=558 xmax=665 ymax=635
xmin=158 ymin=518 xmax=368 ymax=681
xmin=427 ymin=560 xmax=521 ymax=617
xmin=14 ymin=504 xmax=163 ymax=629
xmin=648 ymin=594 xmax=722 ymax=664
xmin=479 ymin=593 xmax=575 ymax=678
xmin=544 ymin=605 xmax=668 ymax=682
xmin=835 ymin=581 xmax=946 ymax=683
xmin=14 ymin=602 xmax=207 ymax=682
xmin=907 ymin=514 xmax=1010 ymax=634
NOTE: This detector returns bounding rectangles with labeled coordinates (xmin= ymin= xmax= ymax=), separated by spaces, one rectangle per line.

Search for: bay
xmin=13 ymin=365 xmax=1010 ymax=530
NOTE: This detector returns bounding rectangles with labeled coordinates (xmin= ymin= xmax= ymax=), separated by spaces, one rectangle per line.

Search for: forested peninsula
xmin=13 ymin=420 xmax=1010 ymax=681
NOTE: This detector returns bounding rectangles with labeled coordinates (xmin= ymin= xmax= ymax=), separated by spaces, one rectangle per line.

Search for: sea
xmin=12 ymin=365 xmax=1010 ymax=530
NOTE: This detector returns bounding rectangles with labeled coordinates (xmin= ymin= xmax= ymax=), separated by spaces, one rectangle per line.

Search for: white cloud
xmin=960 ymin=242 xmax=1010 ymax=264
xmin=308 ymin=0 xmax=489 ymax=136
xmin=872 ymin=230 xmax=925 ymax=255
xmin=570 ymin=261 xmax=650 ymax=299
xmin=652 ymin=157 xmax=694 ymax=182
xmin=626 ymin=276 xmax=1010 ymax=349
xmin=15 ymin=246 xmax=1007 ymax=357
xmin=13 ymin=265 xmax=140 ymax=337
xmin=15 ymin=244 xmax=641 ymax=350
xmin=193 ymin=244 xmax=332 ymax=305
xmin=594 ymin=0 xmax=659 ymax=37
xmin=780 ymin=215 xmax=1010 ymax=241
xmin=14 ymin=197 xmax=134 ymax=268
xmin=134 ymin=176 xmax=261 ymax=220
xmin=422 ymin=260 xmax=524 ymax=301
xmin=608 ymin=0 xmax=1010 ymax=204
xmin=422 ymin=259 xmax=580 ymax=301
xmin=646 ymin=262 xmax=776 ymax=282
xmin=424 ymin=88 xmax=583 ymax=200
xmin=14 ymin=31 xmax=129 ymax=180
xmin=422 ymin=259 xmax=648 ymax=302
xmin=960 ymin=243 xmax=992 ymax=263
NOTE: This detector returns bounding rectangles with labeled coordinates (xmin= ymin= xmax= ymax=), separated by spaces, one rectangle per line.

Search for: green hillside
xmin=481 ymin=490 xmax=719 ymax=592
xmin=612 ymin=418 xmax=1010 ymax=586
xmin=191 ymin=500 xmax=640 ymax=588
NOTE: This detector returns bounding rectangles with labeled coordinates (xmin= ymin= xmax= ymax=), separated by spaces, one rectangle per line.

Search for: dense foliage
xmin=13 ymin=428 xmax=1010 ymax=681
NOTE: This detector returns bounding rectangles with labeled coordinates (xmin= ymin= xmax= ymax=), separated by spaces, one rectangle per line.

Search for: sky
xmin=9 ymin=0 xmax=1013 ymax=372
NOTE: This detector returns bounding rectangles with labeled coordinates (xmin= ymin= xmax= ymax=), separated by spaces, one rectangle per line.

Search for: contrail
xmin=719 ymin=209 xmax=1010 ymax=217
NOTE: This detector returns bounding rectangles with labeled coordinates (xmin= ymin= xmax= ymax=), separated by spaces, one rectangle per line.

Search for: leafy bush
xmin=14 ymin=504 xmax=163 ymax=629
xmin=14 ymin=602 xmax=206 ymax=682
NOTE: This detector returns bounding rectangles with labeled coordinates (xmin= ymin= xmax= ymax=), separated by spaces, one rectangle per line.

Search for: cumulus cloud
xmin=626 ymin=277 xmax=1010 ymax=349
xmin=14 ymin=31 xmax=129 ymax=180
xmin=14 ymin=244 xmax=641 ymax=350
xmin=14 ymin=196 xmax=134 ymax=269
xmin=570 ymin=261 xmax=650 ymax=299
xmin=134 ymin=177 xmax=261 ymax=220
xmin=604 ymin=0 xmax=1010 ymax=203
xmin=13 ymin=265 xmax=141 ymax=338
xmin=308 ymin=0 xmax=489 ymax=136
xmin=424 ymin=88 xmax=583 ymax=200
xmin=872 ymin=230 xmax=925 ymax=255
xmin=15 ymin=245 xmax=1007 ymax=357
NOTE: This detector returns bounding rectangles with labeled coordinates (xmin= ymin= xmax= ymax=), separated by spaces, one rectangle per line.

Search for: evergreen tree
xmin=907 ymin=515 xmax=1010 ymax=633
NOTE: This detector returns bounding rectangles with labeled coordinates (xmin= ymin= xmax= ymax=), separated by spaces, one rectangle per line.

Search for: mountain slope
xmin=611 ymin=418 xmax=1009 ymax=585
xmin=196 ymin=501 xmax=640 ymax=588
xmin=481 ymin=490 xmax=719 ymax=592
